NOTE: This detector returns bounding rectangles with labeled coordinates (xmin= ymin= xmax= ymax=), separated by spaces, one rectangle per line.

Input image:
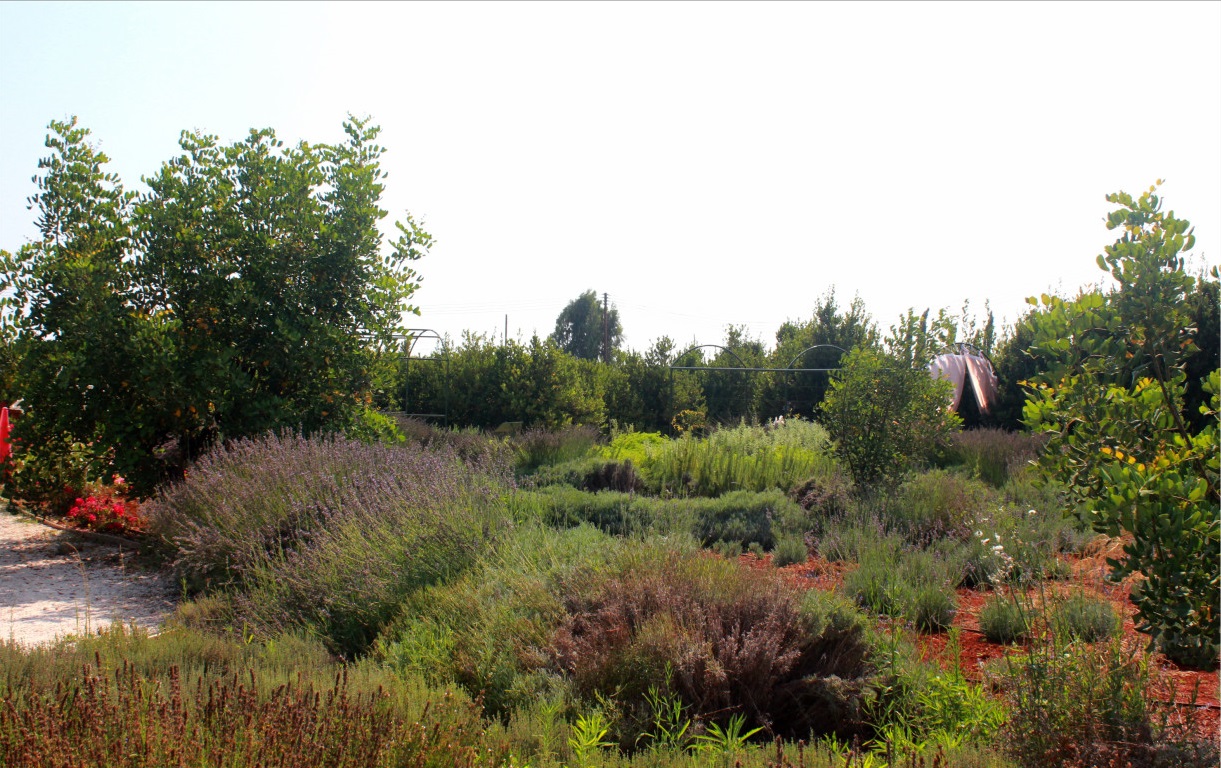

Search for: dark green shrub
xmin=526 ymin=457 xmax=645 ymax=494
xmin=4 ymin=433 xmax=113 ymax=515
xmin=691 ymin=489 xmax=805 ymax=551
xmin=979 ymin=594 xmax=1029 ymax=644
xmin=581 ymin=459 xmax=645 ymax=493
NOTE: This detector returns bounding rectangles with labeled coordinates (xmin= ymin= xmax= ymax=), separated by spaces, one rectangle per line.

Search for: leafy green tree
xmin=988 ymin=309 xmax=1042 ymax=431
xmin=819 ymin=348 xmax=960 ymax=488
xmin=1183 ymin=272 xmax=1220 ymax=433
xmin=550 ymin=290 xmax=622 ymax=361
xmin=0 ymin=116 xmax=429 ymax=492
xmin=400 ymin=333 xmax=606 ymax=429
xmin=1023 ymin=183 xmax=1219 ymax=667
xmin=603 ymin=337 xmax=703 ymax=433
xmin=763 ymin=288 xmax=879 ymax=417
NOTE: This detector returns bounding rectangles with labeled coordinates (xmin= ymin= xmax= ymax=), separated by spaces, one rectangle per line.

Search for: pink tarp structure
xmin=928 ymin=350 xmax=999 ymax=416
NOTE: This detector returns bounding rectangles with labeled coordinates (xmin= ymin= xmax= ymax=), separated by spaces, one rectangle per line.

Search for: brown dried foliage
xmin=549 ymin=558 xmax=875 ymax=739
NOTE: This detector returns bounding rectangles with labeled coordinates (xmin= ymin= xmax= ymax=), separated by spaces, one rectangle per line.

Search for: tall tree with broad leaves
xmin=0 ymin=116 xmax=431 ymax=493
xmin=550 ymin=289 xmax=622 ymax=361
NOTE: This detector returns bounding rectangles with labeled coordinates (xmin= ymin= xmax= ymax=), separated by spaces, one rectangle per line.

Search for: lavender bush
xmin=146 ymin=432 xmax=513 ymax=655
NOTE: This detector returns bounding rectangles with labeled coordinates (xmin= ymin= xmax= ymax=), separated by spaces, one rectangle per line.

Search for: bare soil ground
xmin=1 ymin=512 xmax=177 ymax=647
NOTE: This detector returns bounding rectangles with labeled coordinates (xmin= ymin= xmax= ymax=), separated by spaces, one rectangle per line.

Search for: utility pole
xmin=602 ymin=292 xmax=610 ymax=364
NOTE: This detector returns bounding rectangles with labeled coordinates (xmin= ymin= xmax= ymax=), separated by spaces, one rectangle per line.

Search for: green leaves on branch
xmin=1022 ymin=182 xmax=1219 ymax=668
xmin=2 ymin=116 xmax=429 ymax=493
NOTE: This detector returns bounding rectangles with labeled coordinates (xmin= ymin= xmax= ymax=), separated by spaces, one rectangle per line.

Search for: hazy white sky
xmin=2 ymin=1 xmax=1218 ymax=353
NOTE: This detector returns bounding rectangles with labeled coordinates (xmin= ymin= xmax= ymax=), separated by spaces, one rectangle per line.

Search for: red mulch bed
xmin=739 ymin=545 xmax=1220 ymax=738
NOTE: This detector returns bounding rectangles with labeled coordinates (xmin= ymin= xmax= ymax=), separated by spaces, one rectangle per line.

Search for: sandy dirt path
xmin=1 ymin=512 xmax=177 ymax=647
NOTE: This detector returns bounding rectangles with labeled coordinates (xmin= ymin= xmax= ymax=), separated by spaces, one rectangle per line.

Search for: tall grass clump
xmin=145 ymin=432 xmax=512 ymax=656
xmin=513 ymin=424 xmax=601 ymax=474
xmin=0 ymin=629 xmax=498 ymax=768
xmin=643 ymin=419 xmax=838 ymax=497
xmin=998 ymin=635 xmax=1217 ymax=768
xmin=940 ymin=428 xmax=1048 ymax=488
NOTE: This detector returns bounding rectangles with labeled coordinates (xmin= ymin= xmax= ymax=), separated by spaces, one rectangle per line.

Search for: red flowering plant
xmin=65 ymin=474 xmax=144 ymax=536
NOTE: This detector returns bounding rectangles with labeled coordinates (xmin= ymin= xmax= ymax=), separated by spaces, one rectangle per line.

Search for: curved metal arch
xmin=671 ymin=343 xmax=750 ymax=369
xmin=932 ymin=341 xmax=986 ymax=359
xmin=784 ymin=344 xmax=848 ymax=371
xmin=390 ymin=328 xmax=450 ymax=427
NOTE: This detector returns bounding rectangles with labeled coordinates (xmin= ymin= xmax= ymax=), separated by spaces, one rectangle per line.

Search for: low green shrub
xmin=842 ymin=541 xmax=958 ymax=632
xmin=892 ymin=469 xmax=991 ymax=543
xmin=690 ymin=489 xmax=808 ymax=551
xmin=979 ymin=594 xmax=1029 ymax=644
xmin=524 ymin=486 xmax=812 ymax=552
xmin=864 ymin=628 xmax=1008 ymax=755
xmin=910 ymin=586 xmax=957 ymax=632
xmin=772 ymin=536 xmax=808 ymax=567
xmin=1051 ymin=593 xmax=1119 ymax=643
xmin=518 ymin=486 xmax=686 ymax=538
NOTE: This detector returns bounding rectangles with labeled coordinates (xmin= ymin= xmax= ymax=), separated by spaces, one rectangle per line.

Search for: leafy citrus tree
xmin=0 ymin=116 xmax=429 ymax=493
xmin=1023 ymin=183 xmax=1219 ymax=667
xmin=819 ymin=347 xmax=960 ymax=488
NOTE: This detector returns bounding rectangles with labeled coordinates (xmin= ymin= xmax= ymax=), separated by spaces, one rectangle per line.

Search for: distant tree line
xmin=373 ymin=287 xmax=1161 ymax=434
